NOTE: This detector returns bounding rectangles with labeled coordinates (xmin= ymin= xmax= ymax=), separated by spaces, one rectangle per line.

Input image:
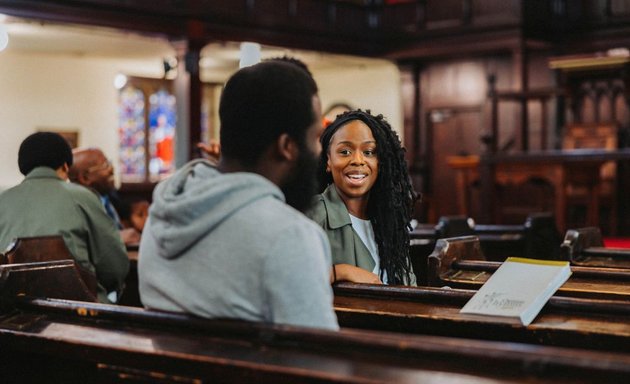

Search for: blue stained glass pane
xmin=149 ymin=89 xmax=177 ymax=178
xmin=118 ymin=86 xmax=146 ymax=180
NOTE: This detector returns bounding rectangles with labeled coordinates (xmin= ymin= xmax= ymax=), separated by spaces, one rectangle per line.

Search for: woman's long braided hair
xmin=317 ymin=110 xmax=419 ymax=285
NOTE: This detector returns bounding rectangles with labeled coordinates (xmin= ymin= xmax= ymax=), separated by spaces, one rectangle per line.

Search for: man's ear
xmin=77 ymin=170 xmax=91 ymax=185
xmin=276 ymin=133 xmax=298 ymax=162
xmin=57 ymin=163 xmax=70 ymax=181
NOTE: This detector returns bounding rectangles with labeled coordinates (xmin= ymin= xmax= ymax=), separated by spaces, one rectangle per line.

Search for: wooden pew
xmin=427 ymin=236 xmax=630 ymax=301
xmin=0 ymin=296 xmax=629 ymax=383
xmin=410 ymin=214 xmax=561 ymax=282
xmin=0 ymin=236 xmax=97 ymax=301
xmin=0 ymin=260 xmax=96 ymax=304
xmin=118 ymin=244 xmax=140 ymax=306
xmin=561 ymin=227 xmax=630 ymax=269
xmin=333 ymin=282 xmax=630 ymax=353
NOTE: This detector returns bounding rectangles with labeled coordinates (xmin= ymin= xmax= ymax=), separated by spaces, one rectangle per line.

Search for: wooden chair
xmin=563 ymin=123 xmax=618 ymax=234
xmin=0 ymin=236 xmax=97 ymax=301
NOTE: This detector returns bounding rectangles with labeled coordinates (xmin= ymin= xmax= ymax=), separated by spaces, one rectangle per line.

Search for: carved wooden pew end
xmin=0 ymin=236 xmax=97 ymax=303
xmin=561 ymin=227 xmax=630 ymax=269
xmin=427 ymin=236 xmax=485 ymax=287
xmin=561 ymin=227 xmax=603 ymax=262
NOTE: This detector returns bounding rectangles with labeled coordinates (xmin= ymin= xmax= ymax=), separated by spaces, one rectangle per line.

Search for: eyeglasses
xmin=86 ymin=159 xmax=113 ymax=173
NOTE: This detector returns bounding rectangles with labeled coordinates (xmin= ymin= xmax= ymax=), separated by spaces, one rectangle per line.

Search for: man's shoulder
xmin=62 ymin=182 xmax=103 ymax=206
xmin=246 ymin=197 xmax=323 ymax=236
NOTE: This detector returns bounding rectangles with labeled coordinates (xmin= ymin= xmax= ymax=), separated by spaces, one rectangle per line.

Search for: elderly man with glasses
xmin=69 ymin=148 xmax=141 ymax=245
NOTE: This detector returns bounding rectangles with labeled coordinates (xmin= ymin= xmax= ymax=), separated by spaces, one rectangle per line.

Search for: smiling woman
xmin=306 ymin=110 xmax=418 ymax=286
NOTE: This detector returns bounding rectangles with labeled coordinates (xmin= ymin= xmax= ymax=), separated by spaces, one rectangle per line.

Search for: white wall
xmin=0 ymin=51 xmax=164 ymax=189
xmin=0 ymin=51 xmax=402 ymax=190
xmin=314 ymin=61 xmax=403 ymax=138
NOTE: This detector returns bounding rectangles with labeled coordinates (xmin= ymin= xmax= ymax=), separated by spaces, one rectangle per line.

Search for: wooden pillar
xmin=173 ymin=21 xmax=204 ymax=166
xmin=399 ymin=62 xmax=426 ymax=218
xmin=173 ymin=40 xmax=190 ymax=168
xmin=186 ymin=20 xmax=205 ymax=162
xmin=554 ymin=69 xmax=565 ymax=149
xmin=478 ymin=154 xmax=495 ymax=224
xmin=513 ymin=44 xmax=529 ymax=151
xmin=187 ymin=42 xmax=203 ymax=161
xmin=540 ymin=97 xmax=548 ymax=150
xmin=487 ymin=74 xmax=498 ymax=154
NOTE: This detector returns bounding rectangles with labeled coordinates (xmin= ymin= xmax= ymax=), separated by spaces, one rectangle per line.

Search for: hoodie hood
xmin=148 ymin=159 xmax=284 ymax=259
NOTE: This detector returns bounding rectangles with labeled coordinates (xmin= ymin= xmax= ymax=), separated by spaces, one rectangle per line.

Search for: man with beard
xmin=138 ymin=61 xmax=339 ymax=330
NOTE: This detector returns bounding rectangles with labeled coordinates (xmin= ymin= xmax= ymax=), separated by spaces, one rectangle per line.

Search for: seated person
xmin=307 ymin=110 xmax=418 ymax=286
xmin=114 ymin=197 xmax=149 ymax=234
xmin=138 ymin=61 xmax=338 ymax=330
xmin=0 ymin=132 xmax=129 ymax=303
xmin=69 ymin=147 xmax=141 ymax=245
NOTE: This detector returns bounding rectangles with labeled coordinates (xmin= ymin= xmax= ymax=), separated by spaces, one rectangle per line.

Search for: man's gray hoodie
xmin=138 ymin=159 xmax=339 ymax=330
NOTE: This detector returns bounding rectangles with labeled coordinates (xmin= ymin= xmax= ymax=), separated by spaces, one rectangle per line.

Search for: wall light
xmin=0 ymin=23 xmax=9 ymax=52
xmin=239 ymin=42 xmax=261 ymax=68
xmin=114 ymin=74 xmax=128 ymax=90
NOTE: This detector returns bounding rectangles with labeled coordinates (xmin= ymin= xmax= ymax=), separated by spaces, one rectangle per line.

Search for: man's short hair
xmin=219 ymin=60 xmax=318 ymax=166
xmin=18 ymin=132 xmax=73 ymax=175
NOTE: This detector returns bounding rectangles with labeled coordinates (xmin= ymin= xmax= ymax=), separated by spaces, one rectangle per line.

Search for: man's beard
xmin=282 ymin=145 xmax=319 ymax=213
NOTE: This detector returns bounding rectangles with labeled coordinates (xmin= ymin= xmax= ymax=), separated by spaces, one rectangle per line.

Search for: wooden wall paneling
xmin=399 ymin=63 xmax=427 ymax=220
xmin=428 ymin=106 xmax=483 ymax=220
xmin=295 ymin=0 xmax=334 ymax=31
xmin=424 ymin=0 xmax=466 ymax=29
xmin=471 ymin=0 xmax=521 ymax=26
xmin=381 ymin=1 xmax=424 ymax=31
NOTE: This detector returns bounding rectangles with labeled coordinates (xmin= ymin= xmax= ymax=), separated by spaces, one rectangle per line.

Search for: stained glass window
xmin=118 ymin=78 xmax=220 ymax=183
xmin=118 ymin=77 xmax=177 ymax=183
xmin=118 ymin=85 xmax=146 ymax=181
xmin=148 ymin=89 xmax=177 ymax=178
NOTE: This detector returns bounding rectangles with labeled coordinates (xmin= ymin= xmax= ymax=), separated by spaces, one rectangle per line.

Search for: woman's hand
xmin=331 ymin=264 xmax=382 ymax=284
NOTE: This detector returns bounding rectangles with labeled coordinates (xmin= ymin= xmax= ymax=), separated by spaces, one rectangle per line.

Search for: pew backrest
xmin=435 ymin=215 xmax=475 ymax=238
xmin=1 ymin=236 xmax=97 ymax=298
xmin=523 ymin=212 xmax=562 ymax=259
xmin=3 ymin=296 xmax=630 ymax=383
xmin=0 ymin=260 xmax=97 ymax=303
xmin=2 ymin=235 xmax=74 ymax=264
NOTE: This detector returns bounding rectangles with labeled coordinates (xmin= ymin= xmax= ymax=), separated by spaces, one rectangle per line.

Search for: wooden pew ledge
xmin=452 ymin=260 xmax=630 ymax=281
xmin=440 ymin=261 xmax=630 ymax=301
xmin=333 ymin=282 xmax=630 ymax=317
xmin=475 ymin=224 xmax=525 ymax=234
xmin=1 ymin=298 xmax=629 ymax=383
xmin=333 ymin=287 xmax=630 ymax=353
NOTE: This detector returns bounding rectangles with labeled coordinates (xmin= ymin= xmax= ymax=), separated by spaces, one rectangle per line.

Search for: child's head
xmin=129 ymin=200 xmax=149 ymax=233
xmin=119 ymin=198 xmax=149 ymax=233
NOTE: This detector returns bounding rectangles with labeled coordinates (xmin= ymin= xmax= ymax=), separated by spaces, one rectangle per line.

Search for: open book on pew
xmin=460 ymin=257 xmax=572 ymax=326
